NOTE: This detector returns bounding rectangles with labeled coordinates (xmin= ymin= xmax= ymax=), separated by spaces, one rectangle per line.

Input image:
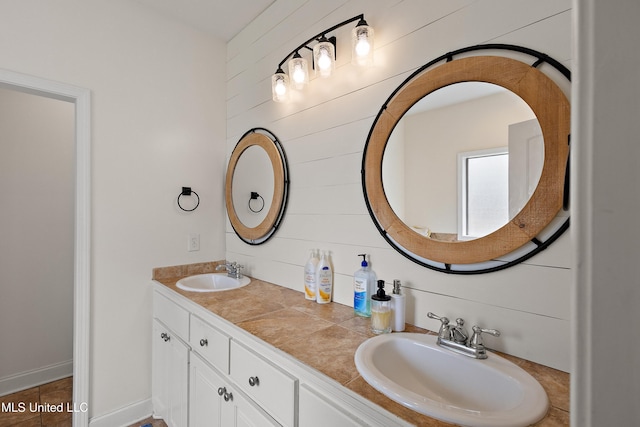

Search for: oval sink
xmin=176 ymin=273 xmax=250 ymax=292
xmin=354 ymin=333 xmax=548 ymax=427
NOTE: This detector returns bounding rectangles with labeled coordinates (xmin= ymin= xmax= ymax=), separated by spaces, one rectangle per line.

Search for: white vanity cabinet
xmin=152 ymin=292 xmax=190 ymax=427
xmin=152 ymin=283 xmax=411 ymax=427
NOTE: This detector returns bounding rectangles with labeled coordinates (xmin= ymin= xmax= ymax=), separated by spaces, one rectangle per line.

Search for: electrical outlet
xmin=188 ymin=233 xmax=200 ymax=252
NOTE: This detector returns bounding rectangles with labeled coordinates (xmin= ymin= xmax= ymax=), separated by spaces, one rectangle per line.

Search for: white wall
xmin=226 ymin=0 xmax=573 ymax=371
xmin=0 ymin=87 xmax=74 ymax=394
xmin=572 ymin=0 xmax=640 ymax=425
xmin=0 ymin=0 xmax=227 ymax=419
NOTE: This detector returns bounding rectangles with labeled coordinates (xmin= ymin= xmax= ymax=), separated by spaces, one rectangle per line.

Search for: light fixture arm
xmin=276 ymin=14 xmax=365 ymax=69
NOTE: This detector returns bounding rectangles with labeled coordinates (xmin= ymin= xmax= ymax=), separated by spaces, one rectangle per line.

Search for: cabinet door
xmin=153 ymin=319 xmax=189 ymax=427
xmin=190 ymin=353 xmax=224 ymax=427
xmin=299 ymin=384 xmax=367 ymax=427
xmin=224 ymin=385 xmax=281 ymax=427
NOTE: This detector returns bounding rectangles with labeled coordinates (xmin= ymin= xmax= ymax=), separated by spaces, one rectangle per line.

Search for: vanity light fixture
xmin=271 ymin=14 xmax=374 ymax=103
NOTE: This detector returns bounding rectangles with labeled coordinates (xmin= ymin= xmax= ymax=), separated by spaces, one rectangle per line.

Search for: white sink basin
xmin=176 ymin=273 xmax=250 ymax=292
xmin=354 ymin=333 xmax=548 ymax=427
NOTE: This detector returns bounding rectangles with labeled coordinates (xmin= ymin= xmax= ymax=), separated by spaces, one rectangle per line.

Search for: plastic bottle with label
xmin=316 ymin=251 xmax=333 ymax=304
xmin=390 ymin=279 xmax=406 ymax=331
xmin=354 ymin=254 xmax=377 ymax=317
xmin=304 ymin=249 xmax=319 ymax=300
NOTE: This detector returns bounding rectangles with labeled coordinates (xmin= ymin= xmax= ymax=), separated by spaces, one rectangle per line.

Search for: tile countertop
xmin=152 ymin=262 xmax=570 ymax=427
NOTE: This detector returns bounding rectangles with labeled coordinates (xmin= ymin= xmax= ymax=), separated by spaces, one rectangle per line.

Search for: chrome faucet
xmin=427 ymin=312 xmax=500 ymax=359
xmin=215 ymin=261 xmax=244 ymax=279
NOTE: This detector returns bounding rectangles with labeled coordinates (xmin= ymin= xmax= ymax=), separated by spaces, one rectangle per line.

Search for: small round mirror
xmin=225 ymin=128 xmax=289 ymax=245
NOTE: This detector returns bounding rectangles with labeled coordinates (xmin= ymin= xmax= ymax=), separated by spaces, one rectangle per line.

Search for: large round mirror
xmin=363 ymin=45 xmax=570 ymax=273
xmin=226 ymin=128 xmax=289 ymax=245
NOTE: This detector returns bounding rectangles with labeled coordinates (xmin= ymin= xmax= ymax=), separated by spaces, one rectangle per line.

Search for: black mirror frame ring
xmin=361 ymin=44 xmax=571 ymax=274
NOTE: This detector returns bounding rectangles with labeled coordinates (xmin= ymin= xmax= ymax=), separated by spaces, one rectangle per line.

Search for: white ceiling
xmin=133 ymin=0 xmax=275 ymax=41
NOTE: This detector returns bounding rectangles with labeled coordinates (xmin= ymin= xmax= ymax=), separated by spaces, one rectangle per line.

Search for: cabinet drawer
xmin=153 ymin=291 xmax=189 ymax=339
xmin=190 ymin=315 xmax=230 ymax=374
xmin=230 ymin=340 xmax=296 ymax=427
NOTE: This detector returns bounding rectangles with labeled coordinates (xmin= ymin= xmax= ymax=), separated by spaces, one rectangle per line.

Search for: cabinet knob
xmin=217 ymin=387 xmax=226 ymax=396
xmin=200 ymin=338 xmax=208 ymax=347
xmin=248 ymin=376 xmax=260 ymax=387
xmin=223 ymin=391 xmax=233 ymax=402
xmin=160 ymin=332 xmax=170 ymax=342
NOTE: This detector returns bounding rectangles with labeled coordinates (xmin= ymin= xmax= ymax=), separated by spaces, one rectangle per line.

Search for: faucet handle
xmin=469 ymin=326 xmax=501 ymax=349
xmin=427 ymin=312 xmax=451 ymax=340
xmin=235 ymin=264 xmax=244 ymax=278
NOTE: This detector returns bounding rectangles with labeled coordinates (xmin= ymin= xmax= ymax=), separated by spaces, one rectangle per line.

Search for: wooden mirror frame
xmin=362 ymin=45 xmax=571 ymax=273
xmin=226 ymin=128 xmax=289 ymax=245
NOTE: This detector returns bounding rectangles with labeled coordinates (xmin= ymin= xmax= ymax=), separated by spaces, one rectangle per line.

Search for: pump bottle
xmin=353 ymin=254 xmax=377 ymax=317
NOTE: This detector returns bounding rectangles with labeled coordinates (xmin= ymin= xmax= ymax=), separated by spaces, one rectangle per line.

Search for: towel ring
xmin=248 ymin=192 xmax=265 ymax=213
xmin=178 ymin=187 xmax=199 ymax=212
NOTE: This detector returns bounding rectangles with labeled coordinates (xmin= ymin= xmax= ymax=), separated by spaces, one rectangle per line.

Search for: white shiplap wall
xmin=226 ymin=0 xmax=573 ymax=372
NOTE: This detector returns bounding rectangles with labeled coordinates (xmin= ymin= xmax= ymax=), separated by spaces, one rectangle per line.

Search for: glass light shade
xmin=288 ymin=54 xmax=309 ymax=90
xmin=271 ymin=70 xmax=289 ymax=102
xmin=313 ymin=40 xmax=335 ymax=78
xmin=352 ymin=23 xmax=374 ymax=67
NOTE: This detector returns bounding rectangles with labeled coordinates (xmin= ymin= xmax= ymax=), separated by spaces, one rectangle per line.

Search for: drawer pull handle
xmin=223 ymin=391 xmax=233 ymax=402
xmin=248 ymin=376 xmax=260 ymax=387
xmin=217 ymin=387 xmax=226 ymax=396
xmin=200 ymin=338 xmax=208 ymax=347
xmin=160 ymin=332 xmax=170 ymax=342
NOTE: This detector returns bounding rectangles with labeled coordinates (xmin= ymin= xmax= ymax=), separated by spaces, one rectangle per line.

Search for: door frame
xmin=0 ymin=69 xmax=91 ymax=427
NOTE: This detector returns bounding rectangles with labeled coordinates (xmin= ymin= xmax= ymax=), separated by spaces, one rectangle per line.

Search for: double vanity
xmin=151 ymin=261 xmax=569 ymax=426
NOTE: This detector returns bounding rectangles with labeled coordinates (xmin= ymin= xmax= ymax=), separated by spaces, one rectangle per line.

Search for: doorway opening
xmin=0 ymin=69 xmax=91 ymax=427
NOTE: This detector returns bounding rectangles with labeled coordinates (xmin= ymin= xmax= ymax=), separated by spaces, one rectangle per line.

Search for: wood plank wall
xmin=225 ymin=0 xmax=573 ymax=372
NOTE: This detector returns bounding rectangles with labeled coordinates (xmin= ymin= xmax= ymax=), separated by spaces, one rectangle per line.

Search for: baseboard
xmin=0 ymin=360 xmax=73 ymax=397
xmin=89 ymin=398 xmax=153 ymax=427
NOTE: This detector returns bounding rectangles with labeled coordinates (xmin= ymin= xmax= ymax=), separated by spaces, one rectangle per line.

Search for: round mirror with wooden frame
xmin=226 ymin=128 xmax=289 ymax=245
xmin=362 ymin=45 xmax=571 ymax=273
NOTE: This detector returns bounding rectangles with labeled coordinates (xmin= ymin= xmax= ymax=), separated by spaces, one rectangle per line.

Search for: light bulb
xmin=317 ymin=48 xmax=331 ymax=70
xmin=275 ymin=79 xmax=286 ymax=95
xmin=292 ymin=65 xmax=305 ymax=83
xmin=355 ymin=36 xmax=370 ymax=57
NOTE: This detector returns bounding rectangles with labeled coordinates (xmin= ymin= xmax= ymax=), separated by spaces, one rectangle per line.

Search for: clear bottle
xmin=354 ymin=254 xmax=377 ymax=317
xmin=316 ymin=251 xmax=333 ymax=304
xmin=371 ymin=280 xmax=391 ymax=334
xmin=390 ymin=279 xmax=406 ymax=332
xmin=304 ymin=249 xmax=319 ymax=300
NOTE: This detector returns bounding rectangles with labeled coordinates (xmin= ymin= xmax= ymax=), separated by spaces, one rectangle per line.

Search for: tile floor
xmin=0 ymin=377 xmax=73 ymax=426
xmin=0 ymin=378 xmax=167 ymax=427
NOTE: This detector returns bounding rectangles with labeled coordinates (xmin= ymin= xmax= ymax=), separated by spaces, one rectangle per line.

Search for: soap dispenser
xmin=390 ymin=279 xmax=406 ymax=332
xmin=353 ymin=253 xmax=377 ymax=317
xmin=371 ymin=280 xmax=391 ymax=334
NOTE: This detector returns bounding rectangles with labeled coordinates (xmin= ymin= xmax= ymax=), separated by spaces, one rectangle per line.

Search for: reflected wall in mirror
xmin=363 ymin=45 xmax=571 ymax=273
xmin=383 ymin=82 xmax=542 ymax=241
xmin=225 ymin=128 xmax=289 ymax=245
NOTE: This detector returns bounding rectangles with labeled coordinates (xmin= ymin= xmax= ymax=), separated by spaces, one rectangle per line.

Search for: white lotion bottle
xmin=304 ymin=249 xmax=319 ymax=300
xmin=316 ymin=251 xmax=333 ymax=304
xmin=391 ymin=279 xmax=406 ymax=332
